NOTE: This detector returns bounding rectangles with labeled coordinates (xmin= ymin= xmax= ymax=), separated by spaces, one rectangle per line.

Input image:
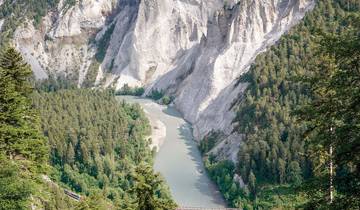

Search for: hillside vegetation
xmin=0 ymin=0 xmax=75 ymax=45
xmin=0 ymin=48 xmax=176 ymax=209
xmin=204 ymin=0 xmax=360 ymax=209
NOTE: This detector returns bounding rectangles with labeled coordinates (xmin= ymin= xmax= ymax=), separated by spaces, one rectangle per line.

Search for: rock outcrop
xmin=14 ymin=0 xmax=117 ymax=82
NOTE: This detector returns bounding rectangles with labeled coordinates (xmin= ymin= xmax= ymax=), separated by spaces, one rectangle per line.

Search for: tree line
xmin=0 ymin=47 xmax=176 ymax=209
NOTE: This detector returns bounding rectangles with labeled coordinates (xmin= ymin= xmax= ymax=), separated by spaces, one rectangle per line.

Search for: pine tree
xmin=0 ymin=156 xmax=32 ymax=210
xmin=248 ymin=171 xmax=256 ymax=198
xmin=131 ymin=163 xmax=177 ymax=210
xmin=297 ymin=14 xmax=360 ymax=209
xmin=0 ymin=47 xmax=48 ymax=167
xmin=286 ymin=161 xmax=302 ymax=185
xmin=0 ymin=47 xmax=48 ymax=209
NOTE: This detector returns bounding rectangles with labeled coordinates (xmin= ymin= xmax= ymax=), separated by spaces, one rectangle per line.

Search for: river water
xmin=117 ymin=96 xmax=226 ymax=208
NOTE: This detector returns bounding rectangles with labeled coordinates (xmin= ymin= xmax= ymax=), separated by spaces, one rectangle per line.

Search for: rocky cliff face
xmin=14 ymin=0 xmax=117 ymax=82
xmin=12 ymin=0 xmax=314 ymax=158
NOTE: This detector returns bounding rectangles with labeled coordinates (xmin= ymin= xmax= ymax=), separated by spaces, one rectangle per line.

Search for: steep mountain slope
xmin=203 ymin=1 xmax=360 ymax=208
xmin=12 ymin=0 xmax=116 ymax=81
xmin=7 ymin=0 xmax=314 ymax=144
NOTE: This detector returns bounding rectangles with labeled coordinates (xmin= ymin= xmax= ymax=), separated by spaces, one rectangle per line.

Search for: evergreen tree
xmin=131 ymin=163 xmax=177 ymax=210
xmin=0 ymin=157 xmax=32 ymax=210
xmin=0 ymin=47 xmax=48 ymax=167
xmin=32 ymin=88 xmax=176 ymax=208
xmin=0 ymin=47 xmax=48 ymax=209
xmin=297 ymin=14 xmax=360 ymax=209
xmin=286 ymin=161 xmax=302 ymax=186
xmin=0 ymin=48 xmax=175 ymax=209
xmin=76 ymin=193 xmax=112 ymax=210
xmin=204 ymin=1 xmax=359 ymax=209
xmin=248 ymin=171 xmax=256 ymax=198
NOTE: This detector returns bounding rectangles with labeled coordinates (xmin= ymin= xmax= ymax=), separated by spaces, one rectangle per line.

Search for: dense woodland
xmin=0 ymin=48 xmax=176 ymax=209
xmin=204 ymin=0 xmax=360 ymax=209
xmin=0 ymin=47 xmax=51 ymax=210
xmin=34 ymin=89 xmax=147 ymax=207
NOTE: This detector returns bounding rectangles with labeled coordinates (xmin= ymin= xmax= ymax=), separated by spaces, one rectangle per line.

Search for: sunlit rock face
xmin=100 ymin=0 xmax=314 ymax=140
xmin=13 ymin=0 xmax=314 ymax=153
xmin=14 ymin=0 xmax=117 ymax=82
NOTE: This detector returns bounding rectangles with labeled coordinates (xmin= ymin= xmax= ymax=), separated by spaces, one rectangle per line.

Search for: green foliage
xmin=75 ymin=193 xmax=113 ymax=210
xmin=130 ymin=163 xmax=177 ymax=210
xmin=206 ymin=158 xmax=308 ymax=209
xmin=0 ymin=0 xmax=77 ymax=46
xmin=0 ymin=47 xmax=48 ymax=169
xmin=199 ymin=132 xmax=221 ymax=154
xmin=40 ymin=181 xmax=78 ymax=210
xmin=297 ymin=14 xmax=360 ymax=209
xmin=32 ymin=89 xmax=150 ymax=190
xmin=206 ymin=0 xmax=359 ymax=209
xmin=64 ymin=0 xmax=77 ymax=8
xmin=205 ymin=159 xmax=252 ymax=208
xmin=0 ymin=157 xmax=33 ymax=210
xmin=148 ymin=89 xmax=165 ymax=101
xmin=0 ymin=48 xmax=49 ymax=209
xmin=35 ymin=75 xmax=77 ymax=92
xmin=161 ymin=96 xmax=171 ymax=105
xmin=95 ymin=23 xmax=116 ymax=63
xmin=146 ymin=89 xmax=174 ymax=105
xmin=116 ymin=84 xmax=145 ymax=96
xmin=0 ymin=47 xmax=175 ymax=209
xmin=254 ymin=184 xmax=307 ymax=209
xmin=82 ymin=61 xmax=101 ymax=88
xmin=32 ymin=88 xmax=175 ymax=208
xmin=234 ymin=0 xmax=356 ymax=192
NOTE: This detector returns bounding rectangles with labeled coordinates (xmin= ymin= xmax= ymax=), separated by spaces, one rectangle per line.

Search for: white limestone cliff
xmin=98 ymin=0 xmax=314 ymax=142
xmin=13 ymin=0 xmax=315 ymax=160
xmin=14 ymin=0 xmax=117 ymax=83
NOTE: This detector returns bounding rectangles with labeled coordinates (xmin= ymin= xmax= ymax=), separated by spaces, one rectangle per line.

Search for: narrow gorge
xmin=2 ymin=0 xmax=357 ymax=209
xmin=10 ymin=0 xmax=314 ymax=159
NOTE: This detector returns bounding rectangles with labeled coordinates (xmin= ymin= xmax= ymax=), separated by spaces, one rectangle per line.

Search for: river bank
xmin=117 ymin=96 xmax=226 ymax=207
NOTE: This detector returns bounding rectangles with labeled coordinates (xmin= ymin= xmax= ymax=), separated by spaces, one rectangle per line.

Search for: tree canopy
xmin=0 ymin=47 xmax=176 ymax=209
xmin=203 ymin=1 xmax=360 ymax=209
xmin=297 ymin=14 xmax=360 ymax=209
xmin=0 ymin=48 xmax=48 ymax=209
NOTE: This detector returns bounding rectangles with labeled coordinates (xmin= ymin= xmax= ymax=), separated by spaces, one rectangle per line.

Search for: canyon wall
xmin=12 ymin=0 xmax=314 ymax=160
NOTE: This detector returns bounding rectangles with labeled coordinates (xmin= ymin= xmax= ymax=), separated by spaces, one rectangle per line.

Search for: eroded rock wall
xmin=99 ymin=0 xmax=314 ymax=141
xmin=14 ymin=0 xmax=117 ymax=83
